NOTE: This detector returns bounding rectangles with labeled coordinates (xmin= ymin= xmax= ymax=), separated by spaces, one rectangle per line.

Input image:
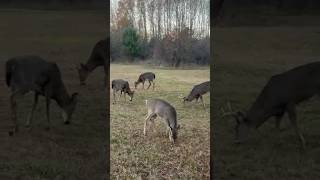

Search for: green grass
xmin=213 ymin=26 xmax=320 ymax=179
xmin=110 ymin=64 xmax=210 ymax=179
xmin=0 ymin=9 xmax=107 ymax=179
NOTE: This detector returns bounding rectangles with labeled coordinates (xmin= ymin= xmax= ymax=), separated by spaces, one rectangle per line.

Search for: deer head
xmin=221 ymin=102 xmax=250 ymax=143
xmin=128 ymin=90 xmax=135 ymax=101
xmin=134 ymin=81 xmax=139 ymax=89
xmin=169 ymin=124 xmax=180 ymax=143
xmin=62 ymin=92 xmax=79 ymax=124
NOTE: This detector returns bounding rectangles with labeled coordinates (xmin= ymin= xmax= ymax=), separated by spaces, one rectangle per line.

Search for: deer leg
xmin=26 ymin=93 xmax=39 ymax=127
xmin=147 ymin=81 xmax=151 ymax=89
xmin=200 ymin=96 xmax=205 ymax=109
xmin=167 ymin=125 xmax=174 ymax=142
xmin=163 ymin=118 xmax=174 ymax=142
xmin=169 ymin=129 xmax=174 ymax=142
xmin=113 ymin=89 xmax=117 ymax=104
xmin=149 ymin=115 xmax=157 ymax=133
xmin=119 ymin=91 xmax=123 ymax=102
xmin=144 ymin=113 xmax=156 ymax=136
xmin=152 ymin=81 xmax=155 ymax=90
xmin=45 ymin=95 xmax=51 ymax=131
xmin=142 ymin=81 xmax=145 ymax=89
xmin=9 ymin=90 xmax=21 ymax=135
xmin=287 ymin=104 xmax=306 ymax=150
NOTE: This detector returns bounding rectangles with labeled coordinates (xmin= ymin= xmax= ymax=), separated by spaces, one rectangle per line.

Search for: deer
xmin=221 ymin=62 xmax=320 ymax=150
xmin=5 ymin=56 xmax=78 ymax=136
xmin=111 ymin=79 xmax=134 ymax=104
xmin=77 ymin=38 xmax=108 ymax=86
xmin=183 ymin=81 xmax=210 ymax=108
xmin=144 ymin=98 xmax=180 ymax=143
xmin=134 ymin=72 xmax=156 ymax=90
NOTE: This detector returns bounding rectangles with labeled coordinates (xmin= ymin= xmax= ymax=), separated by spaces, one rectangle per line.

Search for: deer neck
xmin=84 ymin=58 xmax=99 ymax=72
xmin=138 ymin=77 xmax=144 ymax=82
xmin=126 ymin=88 xmax=132 ymax=94
xmin=247 ymin=106 xmax=270 ymax=129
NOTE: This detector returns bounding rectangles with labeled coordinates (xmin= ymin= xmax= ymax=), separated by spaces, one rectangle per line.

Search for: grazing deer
xmin=222 ymin=62 xmax=320 ymax=150
xmin=134 ymin=72 xmax=156 ymax=90
xmin=77 ymin=38 xmax=108 ymax=86
xmin=5 ymin=56 xmax=78 ymax=135
xmin=183 ymin=81 xmax=210 ymax=108
xmin=111 ymin=79 xmax=134 ymax=103
xmin=144 ymin=98 xmax=180 ymax=143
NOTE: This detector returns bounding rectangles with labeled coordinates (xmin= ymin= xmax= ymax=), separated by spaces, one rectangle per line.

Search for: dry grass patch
xmin=111 ymin=64 xmax=210 ymax=179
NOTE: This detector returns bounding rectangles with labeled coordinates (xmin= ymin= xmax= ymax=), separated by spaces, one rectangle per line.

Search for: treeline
xmin=110 ymin=0 xmax=210 ymax=67
xmin=214 ymin=0 xmax=320 ymax=26
xmin=222 ymin=0 xmax=320 ymax=10
xmin=216 ymin=0 xmax=320 ymax=17
xmin=0 ymin=0 xmax=106 ymax=9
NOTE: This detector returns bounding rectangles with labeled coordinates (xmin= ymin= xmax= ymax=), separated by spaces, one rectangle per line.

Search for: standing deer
xmin=183 ymin=81 xmax=210 ymax=108
xmin=6 ymin=56 xmax=78 ymax=135
xmin=222 ymin=62 xmax=320 ymax=150
xmin=144 ymin=98 xmax=180 ymax=143
xmin=111 ymin=79 xmax=134 ymax=104
xmin=77 ymin=38 xmax=109 ymax=86
xmin=134 ymin=72 xmax=156 ymax=90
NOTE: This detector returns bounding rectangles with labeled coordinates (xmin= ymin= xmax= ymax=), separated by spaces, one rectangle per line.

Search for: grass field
xmin=0 ymin=9 xmax=107 ymax=179
xmin=213 ymin=26 xmax=320 ymax=179
xmin=110 ymin=64 xmax=210 ymax=179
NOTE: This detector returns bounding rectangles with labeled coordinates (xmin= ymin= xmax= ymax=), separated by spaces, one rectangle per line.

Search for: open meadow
xmin=110 ymin=64 xmax=210 ymax=179
xmin=0 ymin=9 xmax=107 ymax=179
xmin=213 ymin=26 xmax=320 ymax=179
